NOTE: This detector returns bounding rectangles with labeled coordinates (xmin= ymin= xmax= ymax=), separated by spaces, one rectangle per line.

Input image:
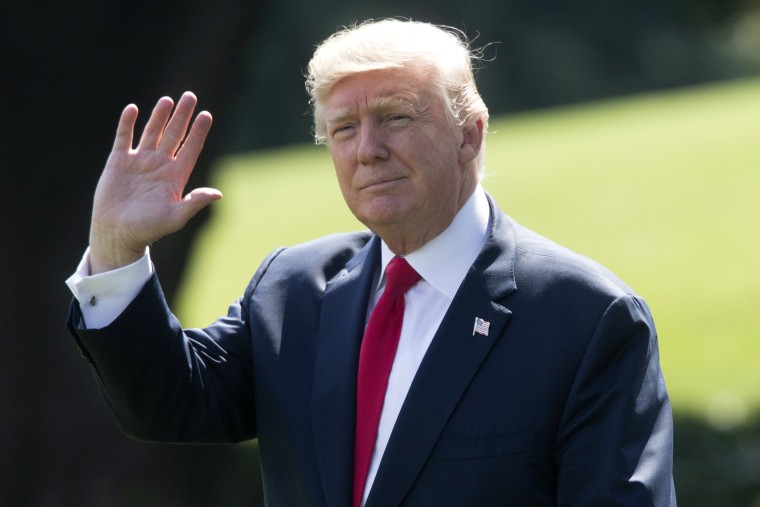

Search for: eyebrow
xmin=325 ymin=95 xmax=418 ymax=126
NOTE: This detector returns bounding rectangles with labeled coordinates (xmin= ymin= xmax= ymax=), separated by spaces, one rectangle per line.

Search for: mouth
xmin=360 ymin=176 xmax=405 ymax=191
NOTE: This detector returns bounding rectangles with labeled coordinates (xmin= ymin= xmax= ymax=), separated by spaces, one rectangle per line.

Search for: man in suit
xmin=67 ymin=19 xmax=676 ymax=506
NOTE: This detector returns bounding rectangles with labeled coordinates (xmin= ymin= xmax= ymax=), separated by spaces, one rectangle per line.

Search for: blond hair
xmin=306 ymin=19 xmax=490 ymax=172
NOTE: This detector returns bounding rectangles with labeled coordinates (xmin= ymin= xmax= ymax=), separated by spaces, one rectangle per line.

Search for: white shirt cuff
xmin=65 ymin=247 xmax=153 ymax=329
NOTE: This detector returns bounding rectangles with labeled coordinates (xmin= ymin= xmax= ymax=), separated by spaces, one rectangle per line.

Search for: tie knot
xmin=384 ymin=257 xmax=421 ymax=296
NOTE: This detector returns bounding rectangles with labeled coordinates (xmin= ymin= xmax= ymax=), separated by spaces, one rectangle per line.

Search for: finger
xmin=158 ymin=91 xmax=198 ymax=156
xmin=112 ymin=104 xmax=138 ymax=152
xmin=175 ymin=110 xmax=213 ymax=171
xmin=184 ymin=187 xmax=223 ymax=209
xmin=137 ymin=96 xmax=175 ymax=151
xmin=170 ymin=187 xmax=223 ymax=231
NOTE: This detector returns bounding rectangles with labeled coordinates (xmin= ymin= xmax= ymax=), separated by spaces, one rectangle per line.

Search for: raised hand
xmin=88 ymin=92 xmax=221 ymax=274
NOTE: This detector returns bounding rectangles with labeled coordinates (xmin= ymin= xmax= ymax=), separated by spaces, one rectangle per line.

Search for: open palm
xmin=89 ymin=92 xmax=221 ymax=274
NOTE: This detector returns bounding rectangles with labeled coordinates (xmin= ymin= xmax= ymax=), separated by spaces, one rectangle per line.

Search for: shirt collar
xmin=379 ymin=185 xmax=490 ymax=300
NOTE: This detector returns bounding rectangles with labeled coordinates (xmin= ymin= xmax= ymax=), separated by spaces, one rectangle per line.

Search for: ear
xmin=459 ymin=118 xmax=484 ymax=165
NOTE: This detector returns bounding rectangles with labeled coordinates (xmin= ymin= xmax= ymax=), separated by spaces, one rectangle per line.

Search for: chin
xmin=354 ymin=192 xmax=423 ymax=227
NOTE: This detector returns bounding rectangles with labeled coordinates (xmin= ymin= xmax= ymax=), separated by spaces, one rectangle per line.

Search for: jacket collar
xmin=312 ymin=194 xmax=518 ymax=506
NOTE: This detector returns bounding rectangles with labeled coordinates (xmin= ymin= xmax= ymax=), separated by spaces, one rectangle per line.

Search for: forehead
xmin=324 ymin=68 xmax=437 ymax=117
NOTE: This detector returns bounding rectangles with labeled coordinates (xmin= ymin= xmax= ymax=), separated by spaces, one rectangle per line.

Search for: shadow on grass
xmin=674 ymin=412 xmax=760 ymax=506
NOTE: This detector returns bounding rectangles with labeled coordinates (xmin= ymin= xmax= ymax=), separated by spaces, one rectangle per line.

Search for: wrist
xmin=88 ymin=234 xmax=147 ymax=274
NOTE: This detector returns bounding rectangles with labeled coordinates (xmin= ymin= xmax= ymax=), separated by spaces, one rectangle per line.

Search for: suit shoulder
xmin=511 ymin=222 xmax=636 ymax=300
xmin=247 ymin=231 xmax=373 ymax=293
xmin=277 ymin=231 xmax=373 ymax=268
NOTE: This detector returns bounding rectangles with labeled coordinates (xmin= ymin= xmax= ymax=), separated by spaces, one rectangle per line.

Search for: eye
xmin=331 ymin=123 xmax=356 ymax=140
xmin=386 ymin=114 xmax=411 ymax=126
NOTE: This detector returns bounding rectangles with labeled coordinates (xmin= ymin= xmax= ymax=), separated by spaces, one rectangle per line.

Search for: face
xmin=323 ymin=67 xmax=482 ymax=254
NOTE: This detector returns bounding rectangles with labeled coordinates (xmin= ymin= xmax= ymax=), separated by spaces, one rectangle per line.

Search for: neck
xmin=379 ymin=180 xmax=478 ymax=256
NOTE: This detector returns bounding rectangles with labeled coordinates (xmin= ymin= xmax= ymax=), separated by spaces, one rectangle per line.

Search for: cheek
xmin=416 ymin=144 xmax=461 ymax=190
xmin=331 ymin=163 xmax=363 ymax=215
xmin=330 ymin=148 xmax=354 ymax=188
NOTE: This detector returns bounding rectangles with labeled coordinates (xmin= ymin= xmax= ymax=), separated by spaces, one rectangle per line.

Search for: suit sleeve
xmin=555 ymin=295 xmax=676 ymax=506
xmin=66 ymin=248 xmax=284 ymax=444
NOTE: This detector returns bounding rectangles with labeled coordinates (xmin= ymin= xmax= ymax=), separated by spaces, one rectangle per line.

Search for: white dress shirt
xmin=65 ymin=186 xmax=490 ymax=505
xmin=66 ymin=248 xmax=153 ymax=329
xmin=360 ymin=186 xmax=489 ymax=504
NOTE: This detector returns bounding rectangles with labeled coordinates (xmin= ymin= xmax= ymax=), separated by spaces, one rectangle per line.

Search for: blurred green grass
xmin=176 ymin=77 xmax=760 ymax=424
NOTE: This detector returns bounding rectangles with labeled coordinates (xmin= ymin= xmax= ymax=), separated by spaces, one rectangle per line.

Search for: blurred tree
xmin=676 ymin=0 xmax=758 ymax=24
xmin=1 ymin=1 xmax=265 ymax=505
xmin=217 ymin=0 xmax=757 ymax=153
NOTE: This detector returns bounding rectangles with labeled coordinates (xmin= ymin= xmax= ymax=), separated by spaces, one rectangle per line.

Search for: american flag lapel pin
xmin=472 ymin=317 xmax=490 ymax=336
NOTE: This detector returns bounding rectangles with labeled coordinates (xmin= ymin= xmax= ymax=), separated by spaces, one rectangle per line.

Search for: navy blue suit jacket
xmin=68 ymin=197 xmax=676 ymax=506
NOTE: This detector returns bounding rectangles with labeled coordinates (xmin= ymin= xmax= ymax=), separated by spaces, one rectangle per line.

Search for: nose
xmin=357 ymin=120 xmax=389 ymax=165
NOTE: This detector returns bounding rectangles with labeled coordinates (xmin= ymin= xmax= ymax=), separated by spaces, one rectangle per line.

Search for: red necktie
xmin=353 ymin=257 xmax=421 ymax=507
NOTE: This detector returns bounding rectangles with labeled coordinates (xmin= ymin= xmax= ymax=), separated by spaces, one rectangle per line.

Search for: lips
xmin=360 ymin=176 xmax=405 ymax=191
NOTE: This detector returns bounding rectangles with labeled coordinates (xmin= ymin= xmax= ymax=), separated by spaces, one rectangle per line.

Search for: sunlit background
xmin=3 ymin=0 xmax=759 ymax=505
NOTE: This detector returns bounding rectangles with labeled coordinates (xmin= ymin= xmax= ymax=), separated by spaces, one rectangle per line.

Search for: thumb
xmin=179 ymin=187 xmax=223 ymax=219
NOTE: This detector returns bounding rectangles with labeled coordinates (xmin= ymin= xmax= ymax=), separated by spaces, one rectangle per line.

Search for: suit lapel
xmin=311 ymin=237 xmax=381 ymax=507
xmin=366 ymin=198 xmax=519 ymax=507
